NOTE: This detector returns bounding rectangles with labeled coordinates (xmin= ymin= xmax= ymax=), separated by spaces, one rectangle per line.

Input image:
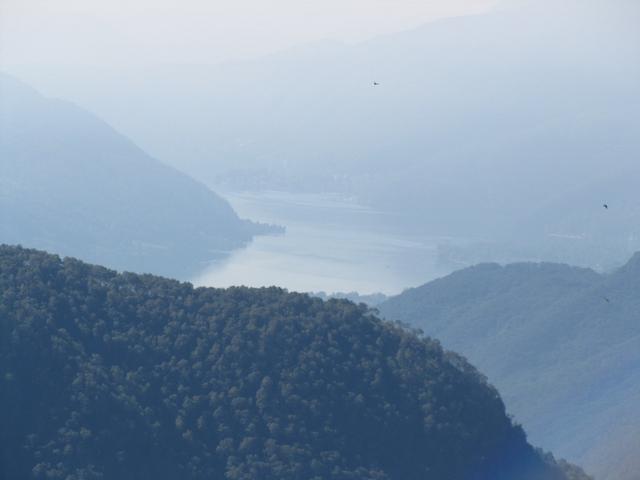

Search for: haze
xmin=1 ymin=0 xmax=497 ymax=68
xmin=3 ymin=0 xmax=639 ymax=295
xmin=2 ymin=1 xmax=640 ymax=479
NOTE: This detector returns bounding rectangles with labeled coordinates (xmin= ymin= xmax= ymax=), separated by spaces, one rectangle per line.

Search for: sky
xmin=0 ymin=0 xmax=498 ymax=68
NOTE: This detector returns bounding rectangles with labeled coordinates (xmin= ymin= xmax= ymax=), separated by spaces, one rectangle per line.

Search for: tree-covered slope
xmin=378 ymin=257 xmax=640 ymax=480
xmin=0 ymin=245 xmax=588 ymax=480
xmin=0 ymin=73 xmax=270 ymax=280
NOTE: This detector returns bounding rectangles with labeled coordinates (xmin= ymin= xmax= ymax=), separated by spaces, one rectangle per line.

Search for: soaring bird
xmin=603 ymin=296 xmax=611 ymax=303
xmin=373 ymin=82 xmax=380 ymax=86
xmin=603 ymin=203 xmax=609 ymax=209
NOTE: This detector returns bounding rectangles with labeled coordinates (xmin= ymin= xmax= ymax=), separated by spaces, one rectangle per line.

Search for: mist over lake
xmin=194 ymin=190 xmax=457 ymax=294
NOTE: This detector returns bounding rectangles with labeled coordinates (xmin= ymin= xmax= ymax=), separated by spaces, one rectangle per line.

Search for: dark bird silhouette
xmin=603 ymin=203 xmax=609 ymax=209
xmin=373 ymin=82 xmax=380 ymax=86
xmin=603 ymin=296 xmax=611 ymax=303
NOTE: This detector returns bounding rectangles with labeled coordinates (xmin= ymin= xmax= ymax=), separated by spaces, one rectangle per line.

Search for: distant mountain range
xmin=0 ymin=244 xmax=590 ymax=480
xmin=379 ymin=254 xmax=640 ymax=480
xmin=0 ymin=73 xmax=278 ymax=279
xmin=40 ymin=1 xmax=639 ymax=251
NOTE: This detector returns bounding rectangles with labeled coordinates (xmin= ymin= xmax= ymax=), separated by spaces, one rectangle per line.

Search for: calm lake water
xmin=193 ymin=191 xmax=454 ymax=295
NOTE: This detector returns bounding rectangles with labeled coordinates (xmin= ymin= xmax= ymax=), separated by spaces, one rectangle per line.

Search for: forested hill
xmin=378 ymin=257 xmax=640 ymax=480
xmin=0 ymin=245 xmax=589 ymax=480
xmin=0 ymin=73 xmax=273 ymax=280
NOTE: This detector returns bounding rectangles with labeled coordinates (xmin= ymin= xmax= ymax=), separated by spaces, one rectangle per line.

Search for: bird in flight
xmin=373 ymin=82 xmax=380 ymax=86
xmin=603 ymin=296 xmax=611 ymax=303
xmin=603 ymin=203 xmax=609 ymax=209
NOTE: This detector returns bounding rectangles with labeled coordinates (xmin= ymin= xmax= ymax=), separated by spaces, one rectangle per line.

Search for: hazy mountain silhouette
xmin=50 ymin=0 xmax=639 ymax=269
xmin=0 ymin=74 xmax=276 ymax=279
xmin=379 ymin=254 xmax=640 ymax=480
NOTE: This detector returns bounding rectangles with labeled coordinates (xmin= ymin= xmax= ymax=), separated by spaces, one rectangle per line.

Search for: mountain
xmin=378 ymin=255 xmax=640 ymax=480
xmin=0 ymin=244 xmax=590 ymax=480
xmin=0 ymin=73 xmax=275 ymax=280
xmin=33 ymin=1 xmax=639 ymax=249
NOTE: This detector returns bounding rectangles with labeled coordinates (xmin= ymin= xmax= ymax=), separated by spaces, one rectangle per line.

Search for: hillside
xmin=378 ymin=256 xmax=640 ymax=480
xmin=0 ymin=245 xmax=589 ymax=480
xmin=0 ymin=73 xmax=272 ymax=280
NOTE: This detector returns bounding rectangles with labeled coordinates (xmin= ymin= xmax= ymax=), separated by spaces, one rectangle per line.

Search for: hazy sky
xmin=1 ymin=0 xmax=498 ymax=68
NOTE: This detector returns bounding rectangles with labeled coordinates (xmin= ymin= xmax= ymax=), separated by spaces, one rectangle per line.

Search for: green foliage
xmin=0 ymin=246 xmax=586 ymax=480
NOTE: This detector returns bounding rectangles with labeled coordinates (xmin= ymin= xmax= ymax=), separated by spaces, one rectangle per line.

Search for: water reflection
xmin=193 ymin=191 xmax=453 ymax=295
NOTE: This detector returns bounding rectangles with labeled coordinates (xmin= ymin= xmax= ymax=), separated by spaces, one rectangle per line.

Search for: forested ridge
xmin=0 ymin=245 xmax=589 ymax=480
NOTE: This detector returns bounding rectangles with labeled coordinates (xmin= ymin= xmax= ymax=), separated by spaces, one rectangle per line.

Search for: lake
xmin=193 ymin=191 xmax=455 ymax=295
